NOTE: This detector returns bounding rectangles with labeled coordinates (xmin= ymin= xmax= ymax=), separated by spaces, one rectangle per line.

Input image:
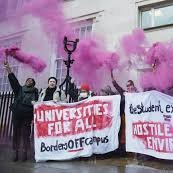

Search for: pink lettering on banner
xmin=34 ymin=100 xmax=113 ymax=137
xmin=133 ymin=122 xmax=173 ymax=153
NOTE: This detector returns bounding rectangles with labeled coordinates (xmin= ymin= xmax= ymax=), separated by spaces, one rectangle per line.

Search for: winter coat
xmin=112 ymin=80 xmax=126 ymax=116
xmin=8 ymin=73 xmax=38 ymax=120
xmin=112 ymin=80 xmax=138 ymax=115
xmin=38 ymin=87 xmax=67 ymax=102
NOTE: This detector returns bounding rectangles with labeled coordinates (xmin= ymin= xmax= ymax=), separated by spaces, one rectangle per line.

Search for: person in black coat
xmin=111 ymin=71 xmax=138 ymax=156
xmin=4 ymin=61 xmax=38 ymax=162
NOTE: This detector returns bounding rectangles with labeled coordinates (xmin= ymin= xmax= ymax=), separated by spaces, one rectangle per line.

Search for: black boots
xmin=12 ymin=150 xmax=27 ymax=162
xmin=12 ymin=150 xmax=18 ymax=162
xmin=21 ymin=151 xmax=27 ymax=162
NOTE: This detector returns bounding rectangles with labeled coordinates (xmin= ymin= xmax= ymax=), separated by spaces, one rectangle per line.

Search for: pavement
xmin=0 ymin=143 xmax=173 ymax=173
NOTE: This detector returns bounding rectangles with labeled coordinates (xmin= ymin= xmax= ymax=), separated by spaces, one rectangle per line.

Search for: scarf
xmin=43 ymin=87 xmax=57 ymax=101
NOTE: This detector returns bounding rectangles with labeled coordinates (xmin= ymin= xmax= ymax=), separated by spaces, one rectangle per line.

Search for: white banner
xmin=125 ymin=91 xmax=173 ymax=160
xmin=34 ymin=95 xmax=121 ymax=162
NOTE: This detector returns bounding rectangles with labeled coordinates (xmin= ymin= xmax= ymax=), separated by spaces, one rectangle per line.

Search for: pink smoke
xmin=120 ymin=28 xmax=147 ymax=57
xmin=2 ymin=0 xmax=69 ymax=72
xmin=22 ymin=0 xmax=64 ymax=37
xmin=20 ymin=0 xmax=120 ymax=90
xmin=21 ymin=0 xmax=73 ymax=56
xmin=140 ymin=41 xmax=173 ymax=91
xmin=72 ymin=37 xmax=120 ymax=91
xmin=119 ymin=29 xmax=173 ymax=91
xmin=104 ymin=52 xmax=120 ymax=70
xmin=14 ymin=49 xmax=46 ymax=72
xmin=0 ymin=47 xmax=6 ymax=63
xmin=0 ymin=46 xmax=46 ymax=72
xmin=140 ymin=63 xmax=173 ymax=91
xmin=145 ymin=42 xmax=173 ymax=65
xmin=9 ymin=0 xmax=173 ymax=92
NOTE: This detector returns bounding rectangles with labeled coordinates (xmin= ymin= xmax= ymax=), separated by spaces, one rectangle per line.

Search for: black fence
xmin=0 ymin=91 xmax=14 ymax=143
xmin=0 ymin=87 xmax=78 ymax=144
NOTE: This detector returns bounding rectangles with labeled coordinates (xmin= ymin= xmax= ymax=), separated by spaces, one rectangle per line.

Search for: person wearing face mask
xmin=38 ymin=77 xmax=66 ymax=102
xmin=78 ymin=83 xmax=90 ymax=101
xmin=4 ymin=61 xmax=38 ymax=162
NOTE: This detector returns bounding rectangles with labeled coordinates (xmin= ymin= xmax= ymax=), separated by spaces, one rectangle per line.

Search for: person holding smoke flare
xmin=4 ymin=59 xmax=38 ymax=162
xmin=111 ymin=70 xmax=138 ymax=156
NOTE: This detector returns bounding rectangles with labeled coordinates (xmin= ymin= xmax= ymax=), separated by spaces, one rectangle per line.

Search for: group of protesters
xmin=3 ymin=58 xmax=137 ymax=161
xmin=2 ymin=52 xmax=139 ymax=160
xmin=4 ymin=62 xmax=64 ymax=161
xmin=4 ymin=50 xmax=173 ymax=162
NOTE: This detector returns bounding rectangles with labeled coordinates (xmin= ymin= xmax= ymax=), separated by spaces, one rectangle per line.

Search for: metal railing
xmin=0 ymin=91 xmax=14 ymax=143
xmin=0 ymin=86 xmax=78 ymax=144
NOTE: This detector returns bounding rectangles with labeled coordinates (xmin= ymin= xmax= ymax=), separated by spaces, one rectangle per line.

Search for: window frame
xmin=72 ymin=19 xmax=93 ymax=38
xmin=55 ymin=58 xmax=66 ymax=86
xmin=0 ymin=0 xmax=29 ymax=22
xmin=139 ymin=2 xmax=173 ymax=30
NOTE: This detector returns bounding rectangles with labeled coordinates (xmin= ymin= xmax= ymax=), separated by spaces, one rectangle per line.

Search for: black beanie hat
xmin=48 ymin=77 xmax=57 ymax=84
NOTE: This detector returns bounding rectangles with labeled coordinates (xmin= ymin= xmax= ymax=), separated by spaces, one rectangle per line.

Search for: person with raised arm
xmin=4 ymin=60 xmax=38 ymax=162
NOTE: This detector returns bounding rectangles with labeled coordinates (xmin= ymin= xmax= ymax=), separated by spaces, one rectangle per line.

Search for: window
xmin=56 ymin=58 xmax=66 ymax=86
xmin=0 ymin=0 xmax=8 ymax=21
xmin=0 ymin=0 xmax=30 ymax=21
xmin=73 ymin=19 xmax=93 ymax=38
xmin=0 ymin=36 xmax=22 ymax=92
xmin=56 ymin=19 xmax=93 ymax=86
xmin=139 ymin=3 xmax=173 ymax=29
